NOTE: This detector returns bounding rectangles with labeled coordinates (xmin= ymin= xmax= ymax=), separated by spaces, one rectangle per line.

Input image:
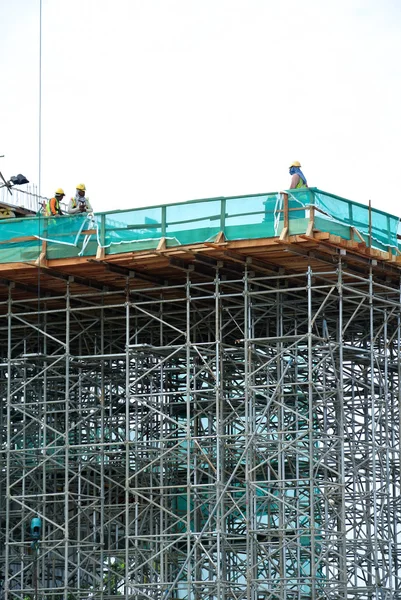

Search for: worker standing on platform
xmin=289 ymin=161 xmax=308 ymax=189
xmin=67 ymin=183 xmax=92 ymax=214
xmin=46 ymin=188 xmax=65 ymax=216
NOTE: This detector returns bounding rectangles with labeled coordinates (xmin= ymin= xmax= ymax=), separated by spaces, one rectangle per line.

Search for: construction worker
xmin=289 ymin=161 xmax=308 ymax=189
xmin=46 ymin=188 xmax=65 ymax=216
xmin=67 ymin=183 xmax=92 ymax=215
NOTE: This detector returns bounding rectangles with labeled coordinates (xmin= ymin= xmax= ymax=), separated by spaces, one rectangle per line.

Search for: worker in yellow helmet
xmin=45 ymin=188 xmax=65 ymax=216
xmin=67 ymin=183 xmax=93 ymax=215
xmin=289 ymin=161 xmax=308 ymax=189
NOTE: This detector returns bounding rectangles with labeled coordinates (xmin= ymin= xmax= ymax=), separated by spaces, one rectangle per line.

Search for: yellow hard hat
xmin=290 ymin=161 xmax=301 ymax=168
xmin=55 ymin=187 xmax=65 ymax=196
xmin=76 ymin=183 xmax=86 ymax=191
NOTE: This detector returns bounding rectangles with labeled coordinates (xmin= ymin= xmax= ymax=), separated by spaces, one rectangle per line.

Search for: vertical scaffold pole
xmin=64 ymin=281 xmax=70 ymax=600
xmin=307 ymin=265 xmax=316 ymax=599
xmin=5 ymin=285 xmax=12 ymax=600
xmin=337 ymin=259 xmax=347 ymax=596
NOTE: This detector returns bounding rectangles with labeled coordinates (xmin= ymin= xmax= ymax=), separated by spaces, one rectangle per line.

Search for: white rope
xmin=97 ymin=236 xmax=180 ymax=250
xmin=273 ymin=192 xmax=282 ymax=235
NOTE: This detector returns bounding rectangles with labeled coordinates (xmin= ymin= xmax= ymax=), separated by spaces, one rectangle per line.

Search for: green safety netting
xmin=0 ymin=188 xmax=399 ymax=264
xmin=289 ymin=188 xmax=400 ymax=250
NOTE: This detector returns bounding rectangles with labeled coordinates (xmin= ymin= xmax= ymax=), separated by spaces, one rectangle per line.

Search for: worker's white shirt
xmin=67 ymin=196 xmax=92 ymax=214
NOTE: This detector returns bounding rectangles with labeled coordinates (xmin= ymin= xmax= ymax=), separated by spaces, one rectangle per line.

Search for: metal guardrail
xmin=0 ymin=186 xmax=69 ymax=214
xmin=0 ymin=185 xmax=41 ymax=212
xmin=0 ymin=187 xmax=399 ymax=256
xmin=96 ymin=188 xmax=400 ymax=253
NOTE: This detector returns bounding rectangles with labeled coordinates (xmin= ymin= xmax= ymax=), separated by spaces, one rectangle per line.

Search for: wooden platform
xmin=0 ymin=228 xmax=400 ymax=304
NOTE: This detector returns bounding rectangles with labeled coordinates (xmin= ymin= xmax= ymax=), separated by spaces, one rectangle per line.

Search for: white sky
xmin=1 ymin=0 xmax=401 ymax=215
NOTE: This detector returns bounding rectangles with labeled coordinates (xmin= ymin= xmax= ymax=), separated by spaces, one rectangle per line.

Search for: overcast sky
xmin=1 ymin=0 xmax=401 ymax=214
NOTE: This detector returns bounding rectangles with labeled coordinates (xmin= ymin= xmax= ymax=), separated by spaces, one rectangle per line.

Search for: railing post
xmin=220 ymin=198 xmax=226 ymax=234
xmin=35 ymin=215 xmax=48 ymax=266
xmin=279 ymin=192 xmax=289 ymax=241
xmin=283 ymin=193 xmax=289 ymax=231
xmin=96 ymin=213 xmax=106 ymax=260
xmin=306 ymin=205 xmax=315 ymax=237
xmin=368 ymin=200 xmax=372 ymax=249
xmin=386 ymin=214 xmax=391 ymax=256
xmin=161 ymin=205 xmax=167 ymax=236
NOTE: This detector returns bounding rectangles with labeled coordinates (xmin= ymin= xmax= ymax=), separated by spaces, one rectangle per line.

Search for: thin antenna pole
xmin=38 ymin=0 xmax=42 ymax=196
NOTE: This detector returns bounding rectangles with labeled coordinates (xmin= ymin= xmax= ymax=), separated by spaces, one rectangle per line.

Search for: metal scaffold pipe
xmin=0 ymin=261 xmax=401 ymax=599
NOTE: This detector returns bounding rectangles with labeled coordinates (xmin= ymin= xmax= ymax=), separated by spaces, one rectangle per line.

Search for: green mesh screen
xmin=288 ymin=188 xmax=399 ymax=250
xmin=102 ymin=206 xmax=163 ymax=247
xmin=0 ymin=188 xmax=399 ymax=263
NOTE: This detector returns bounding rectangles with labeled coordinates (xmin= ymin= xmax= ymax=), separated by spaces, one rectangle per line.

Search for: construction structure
xmin=0 ymin=187 xmax=401 ymax=600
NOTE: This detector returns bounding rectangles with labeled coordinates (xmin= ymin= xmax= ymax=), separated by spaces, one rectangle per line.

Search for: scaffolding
xmin=1 ymin=190 xmax=401 ymax=599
